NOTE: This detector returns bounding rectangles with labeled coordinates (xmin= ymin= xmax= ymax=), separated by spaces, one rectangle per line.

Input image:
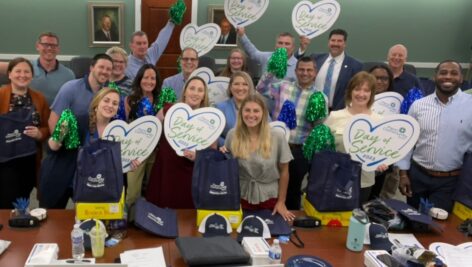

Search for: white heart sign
xmin=270 ymin=121 xmax=290 ymax=142
xmin=164 ymin=103 xmax=226 ymax=156
xmin=180 ymin=23 xmax=220 ymax=56
xmin=292 ymin=0 xmax=341 ymax=39
xmin=429 ymin=242 xmax=472 ymax=266
xmin=189 ymin=67 xmax=230 ymax=106
xmin=343 ymin=114 xmax=420 ymax=171
xmin=372 ymin=92 xmax=404 ymax=116
xmin=103 ymin=116 xmax=162 ymax=173
xmin=224 ymin=0 xmax=270 ymax=28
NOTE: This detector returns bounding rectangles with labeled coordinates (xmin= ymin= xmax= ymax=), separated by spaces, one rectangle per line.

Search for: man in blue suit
xmin=306 ymin=29 xmax=363 ymax=111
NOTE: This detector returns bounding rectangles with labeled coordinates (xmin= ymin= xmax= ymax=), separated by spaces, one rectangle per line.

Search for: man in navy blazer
xmin=299 ymin=29 xmax=362 ymax=110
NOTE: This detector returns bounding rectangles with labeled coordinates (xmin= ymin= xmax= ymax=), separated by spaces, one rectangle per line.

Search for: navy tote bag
xmin=192 ymin=148 xmax=240 ymax=210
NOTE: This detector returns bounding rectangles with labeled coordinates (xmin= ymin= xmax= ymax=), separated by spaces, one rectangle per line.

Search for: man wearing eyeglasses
xmin=30 ymin=32 xmax=75 ymax=106
xmin=161 ymin=47 xmax=199 ymax=98
xmin=0 ymin=33 xmax=75 ymax=105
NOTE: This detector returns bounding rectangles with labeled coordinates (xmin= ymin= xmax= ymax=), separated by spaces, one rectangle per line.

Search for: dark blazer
xmin=217 ymin=30 xmax=237 ymax=45
xmin=94 ymin=29 xmax=119 ymax=42
xmin=311 ymin=53 xmax=363 ymax=111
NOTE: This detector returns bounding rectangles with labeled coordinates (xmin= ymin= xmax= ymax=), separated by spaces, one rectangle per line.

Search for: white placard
xmin=189 ymin=67 xmax=230 ymax=106
xmin=270 ymin=121 xmax=290 ymax=142
xmin=224 ymin=0 xmax=270 ymax=28
xmin=343 ymin=114 xmax=420 ymax=171
xmin=291 ymin=0 xmax=341 ymax=39
xmin=179 ymin=23 xmax=220 ymax=56
xmin=164 ymin=103 xmax=226 ymax=156
xmin=103 ymin=116 xmax=162 ymax=173
xmin=372 ymin=92 xmax=404 ymax=115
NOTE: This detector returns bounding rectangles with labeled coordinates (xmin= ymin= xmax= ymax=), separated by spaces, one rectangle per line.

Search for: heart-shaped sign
xmin=164 ymin=103 xmax=226 ymax=156
xmin=291 ymin=0 xmax=341 ymax=39
xmin=189 ymin=67 xmax=230 ymax=106
xmin=372 ymin=92 xmax=404 ymax=116
xmin=180 ymin=23 xmax=220 ymax=56
xmin=270 ymin=121 xmax=290 ymax=142
xmin=103 ymin=116 xmax=162 ymax=173
xmin=343 ymin=114 xmax=420 ymax=171
xmin=429 ymin=242 xmax=472 ymax=267
xmin=224 ymin=0 xmax=270 ymax=28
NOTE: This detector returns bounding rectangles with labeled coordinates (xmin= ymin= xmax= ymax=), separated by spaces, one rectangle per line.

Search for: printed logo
xmin=335 ymin=187 xmax=352 ymax=200
xmin=147 ymin=213 xmax=164 ymax=226
xmin=208 ymin=223 xmax=224 ymax=230
xmin=264 ymin=219 xmax=274 ymax=225
xmin=5 ymin=129 xmax=22 ymax=143
xmin=209 ymin=182 xmax=227 ymax=195
xmin=243 ymin=225 xmax=260 ymax=234
xmin=401 ymin=208 xmax=421 ymax=216
xmin=374 ymin=233 xmax=388 ymax=239
xmin=86 ymin=174 xmax=105 ymax=188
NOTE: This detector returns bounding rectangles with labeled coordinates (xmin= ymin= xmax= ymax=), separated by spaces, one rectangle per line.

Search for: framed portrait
xmin=208 ymin=5 xmax=237 ymax=47
xmin=88 ymin=2 xmax=124 ymax=47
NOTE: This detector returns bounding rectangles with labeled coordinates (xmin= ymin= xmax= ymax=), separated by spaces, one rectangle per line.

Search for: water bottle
xmin=346 ymin=208 xmax=369 ymax=252
xmin=268 ymin=238 xmax=282 ymax=264
xmin=71 ymin=224 xmax=85 ymax=260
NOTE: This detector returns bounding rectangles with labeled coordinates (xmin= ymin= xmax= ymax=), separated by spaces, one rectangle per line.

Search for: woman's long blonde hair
xmin=89 ymin=87 xmax=120 ymax=135
xmin=231 ymin=94 xmax=271 ymax=159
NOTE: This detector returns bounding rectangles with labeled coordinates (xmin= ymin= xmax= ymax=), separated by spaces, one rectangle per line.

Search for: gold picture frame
xmin=208 ymin=5 xmax=237 ymax=47
xmin=88 ymin=2 xmax=124 ymax=47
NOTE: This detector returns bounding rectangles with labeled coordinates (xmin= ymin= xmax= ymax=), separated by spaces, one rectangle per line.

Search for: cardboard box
xmin=242 ymin=237 xmax=271 ymax=266
xmin=196 ymin=208 xmax=242 ymax=229
xmin=453 ymin=201 xmax=472 ymax=221
xmin=75 ymin=189 xmax=125 ymax=220
xmin=302 ymin=194 xmax=352 ymax=227
xmin=25 ymin=243 xmax=58 ymax=266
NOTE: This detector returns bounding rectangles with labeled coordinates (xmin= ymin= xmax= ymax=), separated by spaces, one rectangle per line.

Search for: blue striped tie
xmin=323 ymin=59 xmax=336 ymax=101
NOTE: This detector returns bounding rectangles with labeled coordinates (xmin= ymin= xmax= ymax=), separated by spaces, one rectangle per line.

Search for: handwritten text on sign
xmin=292 ymin=0 xmax=341 ymax=39
xmin=343 ymin=114 xmax=420 ymax=171
xmin=103 ymin=116 xmax=162 ymax=173
xmin=179 ymin=23 xmax=220 ymax=56
xmin=164 ymin=103 xmax=225 ymax=156
xmin=224 ymin=0 xmax=269 ymax=28
xmin=189 ymin=67 xmax=230 ymax=106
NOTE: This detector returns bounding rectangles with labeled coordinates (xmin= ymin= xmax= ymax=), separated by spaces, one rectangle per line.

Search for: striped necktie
xmin=323 ymin=58 xmax=336 ymax=101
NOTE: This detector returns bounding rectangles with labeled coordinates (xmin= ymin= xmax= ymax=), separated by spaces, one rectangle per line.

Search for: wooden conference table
xmin=0 ymin=210 xmax=469 ymax=267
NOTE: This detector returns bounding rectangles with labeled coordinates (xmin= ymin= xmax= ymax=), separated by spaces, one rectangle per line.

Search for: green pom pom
xmin=176 ymin=56 xmax=182 ymax=73
xmin=51 ymin=109 xmax=80 ymax=149
xmin=108 ymin=81 xmax=121 ymax=95
xmin=305 ymin=91 xmax=327 ymax=122
xmin=267 ymin=48 xmax=288 ymax=79
xmin=169 ymin=0 xmax=186 ymax=25
xmin=302 ymin=124 xmax=335 ymax=160
xmin=156 ymin=87 xmax=177 ymax=111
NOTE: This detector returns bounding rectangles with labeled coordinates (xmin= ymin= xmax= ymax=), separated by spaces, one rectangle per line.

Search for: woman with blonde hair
xmin=222 ymin=94 xmax=294 ymax=221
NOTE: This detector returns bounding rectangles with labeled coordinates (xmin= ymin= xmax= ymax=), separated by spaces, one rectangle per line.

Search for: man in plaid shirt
xmin=257 ymin=56 xmax=327 ymax=209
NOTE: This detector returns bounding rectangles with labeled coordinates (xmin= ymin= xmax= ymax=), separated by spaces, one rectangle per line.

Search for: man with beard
xmin=398 ymin=60 xmax=472 ymax=212
xmin=310 ymin=29 xmax=363 ymax=111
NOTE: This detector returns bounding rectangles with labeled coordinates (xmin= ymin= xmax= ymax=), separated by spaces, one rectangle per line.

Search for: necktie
xmin=106 ymin=32 xmax=111 ymax=41
xmin=323 ymin=58 xmax=336 ymax=102
xmin=219 ymin=36 xmax=224 ymax=43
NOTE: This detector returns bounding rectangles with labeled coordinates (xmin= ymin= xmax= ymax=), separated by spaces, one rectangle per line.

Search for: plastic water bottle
xmin=268 ymin=239 xmax=282 ymax=264
xmin=71 ymin=224 xmax=85 ymax=260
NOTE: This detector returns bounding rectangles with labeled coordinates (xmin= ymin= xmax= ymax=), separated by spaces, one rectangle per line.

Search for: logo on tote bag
xmin=209 ymin=182 xmax=228 ymax=195
xmin=86 ymin=173 xmax=105 ymax=188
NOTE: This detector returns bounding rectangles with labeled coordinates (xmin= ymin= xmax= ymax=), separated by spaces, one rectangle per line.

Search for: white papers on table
xmin=429 ymin=242 xmax=472 ymax=267
xmin=120 ymin=246 xmax=166 ymax=267
xmin=388 ymin=233 xmax=424 ymax=248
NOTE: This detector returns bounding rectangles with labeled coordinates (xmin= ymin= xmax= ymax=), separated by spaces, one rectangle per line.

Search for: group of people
xmin=0 ymin=21 xmax=471 ymax=220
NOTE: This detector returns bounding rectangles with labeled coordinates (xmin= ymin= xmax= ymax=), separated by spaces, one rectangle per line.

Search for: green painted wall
xmin=0 ymin=0 xmax=135 ymax=56
xmin=1 ymin=0 xmax=471 ymax=77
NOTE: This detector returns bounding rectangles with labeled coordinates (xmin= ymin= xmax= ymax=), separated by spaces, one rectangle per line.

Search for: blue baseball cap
xmin=134 ymin=198 xmax=178 ymax=238
xmin=244 ymin=209 xmax=291 ymax=236
xmin=237 ymin=215 xmax=271 ymax=242
xmin=198 ymin=213 xmax=232 ymax=237
xmin=369 ymin=223 xmax=394 ymax=252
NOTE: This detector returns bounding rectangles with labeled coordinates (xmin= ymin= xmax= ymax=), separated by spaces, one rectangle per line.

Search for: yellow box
xmin=302 ymin=194 xmax=352 ymax=227
xmin=196 ymin=208 xmax=243 ymax=229
xmin=452 ymin=201 xmax=472 ymax=221
xmin=75 ymin=189 xmax=125 ymax=220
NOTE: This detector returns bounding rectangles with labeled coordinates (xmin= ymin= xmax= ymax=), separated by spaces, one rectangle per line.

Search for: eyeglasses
xmin=112 ymin=59 xmax=125 ymax=64
xmin=39 ymin=42 xmax=59 ymax=49
xmin=230 ymin=57 xmax=243 ymax=60
xmin=181 ymin=57 xmax=198 ymax=62
xmin=375 ymin=76 xmax=389 ymax=82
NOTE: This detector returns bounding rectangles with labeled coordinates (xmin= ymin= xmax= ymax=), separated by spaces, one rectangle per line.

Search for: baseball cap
xmin=244 ymin=209 xmax=291 ymax=236
xmin=198 ymin=213 xmax=232 ymax=237
xmin=134 ymin=198 xmax=178 ymax=238
xmin=369 ymin=223 xmax=394 ymax=252
xmin=236 ymin=215 xmax=271 ymax=242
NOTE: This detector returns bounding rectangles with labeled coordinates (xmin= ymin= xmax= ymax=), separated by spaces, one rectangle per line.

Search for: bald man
xmin=387 ymin=44 xmax=421 ymax=96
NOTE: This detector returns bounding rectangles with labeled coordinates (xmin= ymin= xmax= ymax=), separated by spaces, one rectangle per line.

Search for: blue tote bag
xmin=453 ymin=151 xmax=472 ymax=208
xmin=306 ymin=151 xmax=361 ymax=211
xmin=73 ymin=138 xmax=123 ymax=203
xmin=192 ymin=148 xmax=240 ymax=210
xmin=0 ymin=109 xmax=36 ymax=163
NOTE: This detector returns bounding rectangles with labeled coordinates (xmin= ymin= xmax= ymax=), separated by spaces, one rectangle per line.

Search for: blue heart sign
xmin=292 ymin=0 xmax=341 ymax=39
xmin=343 ymin=114 xmax=420 ymax=171
xmin=164 ymin=103 xmax=226 ymax=156
xmin=103 ymin=116 xmax=162 ymax=173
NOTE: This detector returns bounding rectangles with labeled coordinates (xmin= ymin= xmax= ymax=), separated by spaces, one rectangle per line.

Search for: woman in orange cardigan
xmin=0 ymin=57 xmax=50 ymax=208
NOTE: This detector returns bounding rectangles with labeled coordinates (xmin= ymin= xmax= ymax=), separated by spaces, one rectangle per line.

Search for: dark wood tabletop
xmin=0 ymin=209 xmax=469 ymax=267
